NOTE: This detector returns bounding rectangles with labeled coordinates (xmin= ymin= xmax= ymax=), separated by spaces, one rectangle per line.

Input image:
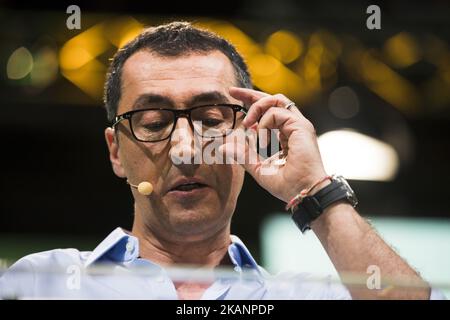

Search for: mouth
xmin=166 ymin=176 xmax=211 ymax=196
xmin=170 ymin=182 xmax=208 ymax=192
xmin=167 ymin=178 xmax=211 ymax=201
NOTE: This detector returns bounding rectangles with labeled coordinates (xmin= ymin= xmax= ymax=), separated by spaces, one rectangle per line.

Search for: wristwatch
xmin=291 ymin=175 xmax=358 ymax=233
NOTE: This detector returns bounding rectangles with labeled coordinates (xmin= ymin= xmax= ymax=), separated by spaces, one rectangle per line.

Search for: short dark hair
xmin=103 ymin=21 xmax=252 ymax=122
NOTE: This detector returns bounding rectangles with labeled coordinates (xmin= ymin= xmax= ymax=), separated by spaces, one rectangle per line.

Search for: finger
xmin=228 ymin=87 xmax=270 ymax=106
xmin=286 ymin=103 xmax=303 ymax=117
xmin=257 ymin=107 xmax=313 ymax=141
xmin=243 ymin=94 xmax=293 ymax=127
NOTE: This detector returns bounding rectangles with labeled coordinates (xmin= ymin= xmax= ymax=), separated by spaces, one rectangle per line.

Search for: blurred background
xmin=0 ymin=0 xmax=449 ymax=296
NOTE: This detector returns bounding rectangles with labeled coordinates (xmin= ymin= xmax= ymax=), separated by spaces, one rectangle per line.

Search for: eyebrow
xmin=188 ymin=91 xmax=230 ymax=106
xmin=131 ymin=91 xmax=231 ymax=110
xmin=131 ymin=94 xmax=174 ymax=110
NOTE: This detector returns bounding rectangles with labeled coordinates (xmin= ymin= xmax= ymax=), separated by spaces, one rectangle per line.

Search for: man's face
xmin=105 ymin=50 xmax=246 ymax=242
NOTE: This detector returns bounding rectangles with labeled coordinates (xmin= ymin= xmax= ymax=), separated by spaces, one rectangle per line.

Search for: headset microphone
xmin=127 ymin=180 xmax=153 ymax=195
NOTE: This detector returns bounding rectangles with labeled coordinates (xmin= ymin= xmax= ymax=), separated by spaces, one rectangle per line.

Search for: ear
xmin=105 ymin=127 xmax=126 ymax=178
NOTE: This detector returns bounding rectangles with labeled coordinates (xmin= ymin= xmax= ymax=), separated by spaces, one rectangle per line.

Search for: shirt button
xmin=126 ymin=241 xmax=134 ymax=252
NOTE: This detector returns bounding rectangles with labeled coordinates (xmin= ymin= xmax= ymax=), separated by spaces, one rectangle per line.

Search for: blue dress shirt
xmin=0 ymin=228 xmax=445 ymax=299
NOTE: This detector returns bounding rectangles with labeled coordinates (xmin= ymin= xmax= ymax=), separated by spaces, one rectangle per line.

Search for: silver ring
xmin=284 ymin=102 xmax=296 ymax=110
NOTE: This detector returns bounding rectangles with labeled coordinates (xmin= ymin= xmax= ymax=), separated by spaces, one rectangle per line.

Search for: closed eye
xmin=143 ymin=121 xmax=171 ymax=132
xmin=202 ymin=118 xmax=224 ymax=127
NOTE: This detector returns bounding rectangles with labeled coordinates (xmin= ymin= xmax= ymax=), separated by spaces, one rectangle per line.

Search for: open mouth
xmin=171 ymin=182 xmax=207 ymax=192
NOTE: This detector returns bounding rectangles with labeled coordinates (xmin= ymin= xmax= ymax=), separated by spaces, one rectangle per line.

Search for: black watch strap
xmin=291 ymin=177 xmax=357 ymax=233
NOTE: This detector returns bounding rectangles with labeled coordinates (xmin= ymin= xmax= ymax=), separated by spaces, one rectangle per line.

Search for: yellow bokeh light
xmin=195 ymin=20 xmax=261 ymax=58
xmin=265 ymin=30 xmax=303 ymax=64
xmin=60 ymin=45 xmax=93 ymax=70
xmin=61 ymin=59 xmax=106 ymax=100
xmin=105 ymin=17 xmax=144 ymax=48
xmin=248 ymin=53 xmax=282 ymax=77
xmin=59 ymin=23 xmax=109 ymax=70
xmin=195 ymin=20 xmax=308 ymax=101
xmin=312 ymin=30 xmax=342 ymax=60
xmin=384 ymin=32 xmax=420 ymax=68
xmin=118 ymin=27 xmax=143 ymax=48
xmin=361 ymin=51 xmax=420 ymax=113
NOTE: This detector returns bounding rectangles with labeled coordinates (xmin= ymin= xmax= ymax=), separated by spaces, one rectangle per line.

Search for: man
xmin=0 ymin=22 xmax=444 ymax=299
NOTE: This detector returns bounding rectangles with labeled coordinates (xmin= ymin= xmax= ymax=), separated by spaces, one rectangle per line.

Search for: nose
xmin=169 ymin=117 xmax=201 ymax=165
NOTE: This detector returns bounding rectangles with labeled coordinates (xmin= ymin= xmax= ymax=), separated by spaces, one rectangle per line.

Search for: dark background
xmin=0 ymin=0 xmax=449 ymax=261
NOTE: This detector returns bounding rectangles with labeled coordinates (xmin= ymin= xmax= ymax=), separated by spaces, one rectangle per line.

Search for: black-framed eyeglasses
xmin=112 ymin=104 xmax=247 ymax=143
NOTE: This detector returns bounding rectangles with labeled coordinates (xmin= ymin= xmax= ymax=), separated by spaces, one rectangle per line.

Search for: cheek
xmin=214 ymin=164 xmax=245 ymax=201
xmin=231 ymin=165 xmax=245 ymax=196
xmin=118 ymin=134 xmax=170 ymax=184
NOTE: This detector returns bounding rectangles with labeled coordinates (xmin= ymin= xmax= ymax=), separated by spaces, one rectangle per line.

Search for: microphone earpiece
xmin=127 ymin=180 xmax=153 ymax=195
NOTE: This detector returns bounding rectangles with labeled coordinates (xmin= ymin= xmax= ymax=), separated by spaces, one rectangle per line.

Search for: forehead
xmin=119 ymin=50 xmax=239 ymax=113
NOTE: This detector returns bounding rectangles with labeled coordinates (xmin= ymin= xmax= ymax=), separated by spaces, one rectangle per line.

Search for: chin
xmin=167 ymin=207 xmax=228 ymax=240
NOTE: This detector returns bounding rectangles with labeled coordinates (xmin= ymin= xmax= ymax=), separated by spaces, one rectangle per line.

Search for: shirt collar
xmin=85 ymin=228 xmax=261 ymax=276
xmin=84 ymin=227 xmax=139 ymax=267
xmin=228 ymin=235 xmax=261 ymax=275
